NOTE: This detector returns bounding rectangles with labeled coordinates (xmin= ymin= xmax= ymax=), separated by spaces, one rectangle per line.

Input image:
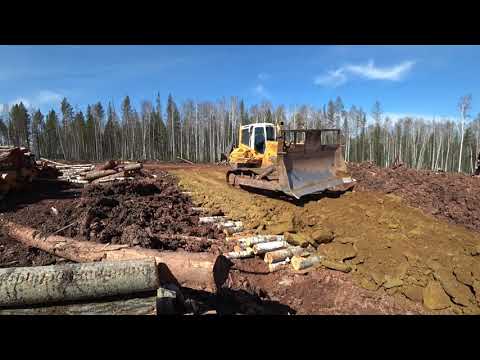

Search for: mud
xmin=1 ymin=172 xmax=225 ymax=254
xmin=348 ymin=162 xmax=480 ymax=232
xmin=172 ymin=164 xmax=480 ymax=314
xmin=0 ymin=232 xmax=66 ymax=268
xmin=3 ymin=161 xmax=480 ymax=315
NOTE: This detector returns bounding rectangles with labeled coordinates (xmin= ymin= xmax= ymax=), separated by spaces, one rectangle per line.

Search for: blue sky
xmin=0 ymin=45 xmax=479 ymax=121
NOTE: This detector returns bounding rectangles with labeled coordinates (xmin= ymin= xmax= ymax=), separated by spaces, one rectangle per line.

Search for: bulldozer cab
xmin=240 ymin=123 xmax=276 ymax=154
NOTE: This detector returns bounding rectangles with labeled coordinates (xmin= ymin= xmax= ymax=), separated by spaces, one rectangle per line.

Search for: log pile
xmin=0 ymin=146 xmax=60 ymax=200
xmin=0 ymin=144 xmax=151 ymax=199
xmin=224 ymin=234 xmax=315 ymax=272
xmin=0 ymin=258 xmax=182 ymax=315
xmin=40 ymin=158 xmax=147 ymax=185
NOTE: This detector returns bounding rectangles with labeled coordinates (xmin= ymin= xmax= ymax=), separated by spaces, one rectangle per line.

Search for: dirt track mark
xmin=173 ymin=166 xmax=480 ymax=314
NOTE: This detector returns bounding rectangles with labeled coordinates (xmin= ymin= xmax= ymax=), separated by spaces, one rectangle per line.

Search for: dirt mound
xmin=172 ymin=165 xmax=480 ymax=314
xmin=4 ymin=173 xmax=225 ymax=253
xmin=348 ymin=163 xmax=480 ymax=232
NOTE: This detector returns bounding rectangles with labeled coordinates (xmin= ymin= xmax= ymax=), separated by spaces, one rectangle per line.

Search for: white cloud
xmin=8 ymin=90 xmax=63 ymax=109
xmin=314 ymin=68 xmax=348 ymax=87
xmin=253 ymin=84 xmax=272 ymax=99
xmin=315 ymin=59 xmax=415 ymax=87
xmin=382 ymin=112 xmax=458 ymax=122
xmin=258 ymin=72 xmax=270 ymax=81
xmin=346 ymin=60 xmax=415 ymax=81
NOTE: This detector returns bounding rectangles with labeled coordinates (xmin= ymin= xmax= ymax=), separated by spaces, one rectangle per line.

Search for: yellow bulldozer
xmin=225 ymin=122 xmax=355 ymax=199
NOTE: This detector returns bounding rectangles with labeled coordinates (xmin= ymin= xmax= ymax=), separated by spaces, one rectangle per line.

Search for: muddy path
xmin=170 ymin=165 xmax=480 ymax=314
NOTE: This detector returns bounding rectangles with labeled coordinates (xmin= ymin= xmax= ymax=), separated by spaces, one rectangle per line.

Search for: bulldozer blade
xmin=277 ymin=132 xmax=354 ymax=199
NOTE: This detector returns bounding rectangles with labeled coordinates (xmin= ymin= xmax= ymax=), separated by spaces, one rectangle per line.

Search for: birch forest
xmin=0 ymin=93 xmax=478 ymax=174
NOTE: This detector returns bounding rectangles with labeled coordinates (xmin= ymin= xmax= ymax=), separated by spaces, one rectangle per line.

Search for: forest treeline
xmin=0 ymin=93 xmax=478 ymax=174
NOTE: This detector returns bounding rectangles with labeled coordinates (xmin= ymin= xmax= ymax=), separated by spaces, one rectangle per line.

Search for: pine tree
xmin=73 ymin=111 xmax=87 ymax=160
xmin=31 ymin=110 xmax=44 ymax=157
xmin=45 ymin=110 xmax=60 ymax=158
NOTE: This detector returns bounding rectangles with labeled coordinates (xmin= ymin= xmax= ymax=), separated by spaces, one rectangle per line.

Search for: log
xmin=0 ymin=295 xmax=157 ymax=315
xmin=97 ymin=177 xmax=134 ymax=184
xmin=264 ymin=246 xmax=306 ymax=264
xmin=123 ymin=163 xmax=142 ymax=172
xmin=252 ymin=241 xmax=289 ymax=255
xmin=100 ymin=160 xmax=119 ymax=171
xmin=155 ymin=234 xmax=214 ymax=243
xmin=199 ymin=216 xmax=228 ymax=224
xmin=39 ymin=158 xmax=66 ymax=166
xmin=224 ymin=248 xmax=254 ymax=259
xmin=177 ymin=157 xmax=194 ymax=165
xmin=84 ymin=169 xmax=117 ymax=181
xmin=291 ymin=255 xmax=323 ymax=271
xmin=238 ymin=235 xmax=285 ymax=247
xmin=268 ymin=260 xmax=290 ymax=272
xmin=91 ymin=171 xmax=126 ymax=184
xmin=0 ymin=259 xmax=159 ymax=307
xmin=223 ymin=226 xmax=244 ymax=235
xmin=56 ymin=165 xmax=94 ymax=169
xmin=67 ymin=179 xmax=89 ymax=185
xmin=96 ymin=178 xmax=135 ymax=184
xmin=1 ymin=220 xmax=218 ymax=291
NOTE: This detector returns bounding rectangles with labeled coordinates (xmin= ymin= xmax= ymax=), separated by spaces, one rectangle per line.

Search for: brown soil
xmin=3 ymin=161 xmax=480 ymax=315
xmin=0 ymin=232 xmax=64 ymax=268
xmin=1 ymin=171 xmax=225 ymax=253
xmin=171 ymin=163 xmax=480 ymax=314
xmin=348 ymin=162 xmax=480 ymax=232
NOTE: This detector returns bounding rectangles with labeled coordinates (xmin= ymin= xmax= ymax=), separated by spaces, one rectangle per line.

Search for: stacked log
xmin=40 ymin=158 xmax=144 ymax=185
xmin=224 ymin=233 xmax=314 ymax=272
xmin=0 ymin=146 xmax=59 ymax=200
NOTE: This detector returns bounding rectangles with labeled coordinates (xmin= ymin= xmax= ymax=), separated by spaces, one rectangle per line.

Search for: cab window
xmin=266 ymin=126 xmax=275 ymax=141
xmin=254 ymin=127 xmax=266 ymax=154
xmin=241 ymin=128 xmax=249 ymax=146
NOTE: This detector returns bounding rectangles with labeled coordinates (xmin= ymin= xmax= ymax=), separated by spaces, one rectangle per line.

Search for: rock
xmin=322 ymin=259 xmax=351 ymax=273
xmin=453 ymin=267 xmax=473 ymax=287
xmin=434 ymin=268 xmax=475 ymax=307
xmin=470 ymin=244 xmax=480 ymax=256
xmin=336 ymin=237 xmax=357 ymax=244
xmin=318 ymin=243 xmax=357 ymax=262
xmin=383 ymin=275 xmax=404 ymax=289
xmin=423 ymin=281 xmax=453 ymax=310
xmin=359 ymin=277 xmax=379 ymax=291
xmin=386 ymin=287 xmax=398 ymax=296
xmin=401 ymin=285 xmax=424 ymax=302
xmin=350 ymin=257 xmax=365 ymax=265
xmin=371 ymin=271 xmax=386 ymax=286
xmin=285 ymin=232 xmax=311 ymax=248
xmin=473 ymin=280 xmax=480 ymax=305
xmin=311 ymin=228 xmax=335 ymax=244
xmin=248 ymin=220 xmax=260 ymax=229
xmin=279 ymin=277 xmax=293 ymax=287
xmin=267 ymin=220 xmax=295 ymax=235
xmin=305 ymin=215 xmax=318 ymax=227
xmin=385 ymin=194 xmax=402 ymax=203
